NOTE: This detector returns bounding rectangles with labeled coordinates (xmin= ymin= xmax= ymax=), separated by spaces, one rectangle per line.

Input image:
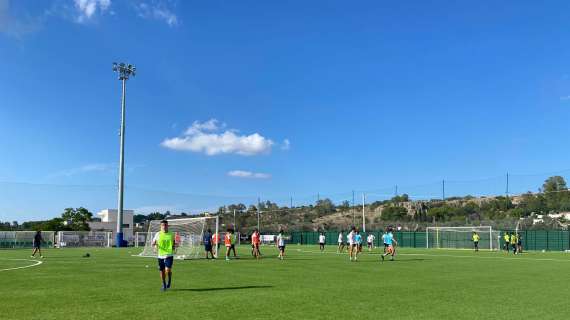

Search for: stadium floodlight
xmin=112 ymin=62 xmax=136 ymax=247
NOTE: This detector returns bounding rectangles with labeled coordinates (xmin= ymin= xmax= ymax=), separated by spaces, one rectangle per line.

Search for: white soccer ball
xmin=542 ymin=249 xmax=546 ymax=253
xmin=145 ymin=265 xmax=149 ymax=268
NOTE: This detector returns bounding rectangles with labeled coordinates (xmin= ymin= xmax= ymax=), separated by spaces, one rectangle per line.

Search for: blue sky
xmin=2 ymin=0 xmax=570 ymax=222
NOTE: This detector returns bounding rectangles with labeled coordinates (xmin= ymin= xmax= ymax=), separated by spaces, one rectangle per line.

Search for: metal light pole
xmin=362 ymin=193 xmax=366 ymax=232
xmin=112 ymin=62 xmax=136 ymax=247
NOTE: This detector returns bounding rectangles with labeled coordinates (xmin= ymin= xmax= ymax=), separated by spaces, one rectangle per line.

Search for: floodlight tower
xmin=112 ymin=62 xmax=136 ymax=247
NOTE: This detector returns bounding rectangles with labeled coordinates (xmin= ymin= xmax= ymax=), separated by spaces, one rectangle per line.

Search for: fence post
xmin=546 ymin=231 xmax=549 ymax=251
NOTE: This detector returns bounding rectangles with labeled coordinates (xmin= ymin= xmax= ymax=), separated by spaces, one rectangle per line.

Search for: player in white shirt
xmin=347 ymin=227 xmax=356 ymax=261
xmin=367 ymin=233 xmax=375 ymax=251
xmin=318 ymin=233 xmax=326 ymax=252
xmin=337 ymin=231 xmax=345 ymax=253
xmin=276 ymin=230 xmax=286 ymax=260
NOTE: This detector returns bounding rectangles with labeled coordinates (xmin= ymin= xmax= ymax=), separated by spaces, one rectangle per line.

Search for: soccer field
xmin=1 ymin=246 xmax=569 ymax=320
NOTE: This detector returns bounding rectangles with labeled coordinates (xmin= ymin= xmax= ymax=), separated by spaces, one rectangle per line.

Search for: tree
xmin=543 ymin=176 xmax=567 ymax=193
xmin=147 ymin=212 xmax=166 ymax=221
xmin=247 ymin=205 xmax=258 ymax=213
xmin=315 ymin=199 xmax=335 ymax=216
xmin=381 ymin=206 xmax=408 ymax=220
xmin=61 ymin=207 xmax=93 ymax=231
xmin=338 ymin=200 xmax=350 ymax=211
xmin=391 ymin=194 xmax=409 ymax=203
xmin=133 ymin=214 xmax=147 ymax=224
xmin=42 ymin=218 xmax=66 ymax=231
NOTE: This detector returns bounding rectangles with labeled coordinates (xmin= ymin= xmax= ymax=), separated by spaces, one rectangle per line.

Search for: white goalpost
xmin=426 ymin=226 xmax=500 ymax=251
xmin=138 ymin=216 xmax=219 ymax=259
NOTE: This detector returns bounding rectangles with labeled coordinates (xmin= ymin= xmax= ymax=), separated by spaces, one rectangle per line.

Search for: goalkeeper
xmin=152 ymin=220 xmax=177 ymax=291
xmin=472 ymin=232 xmax=480 ymax=252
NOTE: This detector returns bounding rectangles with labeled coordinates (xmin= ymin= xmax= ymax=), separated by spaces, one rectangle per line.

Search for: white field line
xmin=0 ymin=259 xmax=43 ymax=272
xmin=297 ymin=249 xmax=570 ymax=263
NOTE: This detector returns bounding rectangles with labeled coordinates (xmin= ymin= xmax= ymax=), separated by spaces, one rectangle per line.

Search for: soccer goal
xmin=138 ymin=216 xmax=219 ymax=259
xmin=426 ymin=226 xmax=500 ymax=250
xmin=57 ymin=231 xmax=112 ymax=248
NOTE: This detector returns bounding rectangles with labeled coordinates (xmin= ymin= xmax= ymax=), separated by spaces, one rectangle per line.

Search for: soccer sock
xmin=167 ymin=272 xmax=172 ymax=287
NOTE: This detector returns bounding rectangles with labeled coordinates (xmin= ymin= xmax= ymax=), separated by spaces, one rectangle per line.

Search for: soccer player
xmin=503 ymin=232 xmax=510 ymax=252
xmin=276 ymin=230 xmax=286 ymax=260
xmin=347 ymin=227 xmax=355 ymax=261
xmin=224 ymin=228 xmax=234 ymax=261
xmin=31 ymin=230 xmax=44 ymax=259
xmin=337 ymin=231 xmax=345 ymax=253
xmin=367 ymin=233 xmax=375 ymax=251
xmin=152 ymin=220 xmax=176 ymax=291
xmin=229 ymin=229 xmax=237 ymax=258
xmin=212 ymin=232 xmax=220 ymax=252
xmin=510 ymin=233 xmax=518 ymax=255
xmin=203 ymin=228 xmax=215 ymax=259
xmin=517 ymin=234 xmax=522 ymax=254
xmin=354 ymin=229 xmax=362 ymax=260
xmin=319 ymin=232 xmax=326 ymax=252
xmin=252 ymin=228 xmax=261 ymax=260
xmin=381 ymin=228 xmax=398 ymax=262
xmin=472 ymin=231 xmax=480 ymax=252
xmin=382 ymin=229 xmax=389 ymax=253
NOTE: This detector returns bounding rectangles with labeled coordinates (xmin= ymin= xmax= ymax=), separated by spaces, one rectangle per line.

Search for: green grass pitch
xmin=1 ymin=245 xmax=570 ymax=319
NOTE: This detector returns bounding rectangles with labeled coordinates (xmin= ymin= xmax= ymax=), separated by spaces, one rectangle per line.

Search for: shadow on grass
xmin=171 ymin=285 xmax=273 ymax=292
xmin=355 ymin=258 xmax=430 ymax=263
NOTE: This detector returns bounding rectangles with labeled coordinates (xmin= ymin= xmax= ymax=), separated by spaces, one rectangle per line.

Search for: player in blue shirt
xmin=381 ymin=227 xmax=398 ymax=262
xmin=203 ymin=229 xmax=215 ymax=259
xmin=353 ymin=229 xmax=363 ymax=261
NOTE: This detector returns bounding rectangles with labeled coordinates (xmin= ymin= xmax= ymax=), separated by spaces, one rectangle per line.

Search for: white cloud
xmin=48 ymin=163 xmax=114 ymax=178
xmin=73 ymin=0 xmax=111 ymax=23
xmin=561 ymin=96 xmax=570 ymax=101
xmin=135 ymin=1 xmax=178 ymax=27
xmin=227 ymin=170 xmax=271 ymax=179
xmin=281 ymin=139 xmax=291 ymax=150
xmin=0 ymin=0 xmax=39 ymax=37
xmin=133 ymin=205 xmax=178 ymax=214
xmin=161 ymin=119 xmax=275 ymax=156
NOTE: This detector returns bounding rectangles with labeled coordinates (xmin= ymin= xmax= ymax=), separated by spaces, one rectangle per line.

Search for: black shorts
xmin=474 ymin=241 xmax=479 ymax=246
xmin=158 ymin=256 xmax=174 ymax=271
xmin=33 ymin=243 xmax=41 ymax=249
xmin=367 ymin=242 xmax=372 ymax=246
xmin=384 ymin=243 xmax=389 ymax=247
xmin=205 ymin=244 xmax=212 ymax=251
xmin=319 ymin=242 xmax=325 ymax=246
xmin=278 ymin=245 xmax=285 ymax=251
xmin=230 ymin=244 xmax=235 ymax=250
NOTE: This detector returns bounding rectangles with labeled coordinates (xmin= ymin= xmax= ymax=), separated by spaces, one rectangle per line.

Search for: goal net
xmin=138 ymin=216 xmax=219 ymax=259
xmin=426 ymin=226 xmax=500 ymax=250
xmin=57 ymin=231 xmax=112 ymax=248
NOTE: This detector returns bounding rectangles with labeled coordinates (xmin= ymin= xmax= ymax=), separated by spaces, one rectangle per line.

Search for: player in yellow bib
xmin=152 ymin=220 xmax=177 ymax=291
xmin=503 ymin=233 xmax=510 ymax=252
xmin=472 ymin=232 xmax=480 ymax=252
xmin=510 ymin=233 xmax=518 ymax=255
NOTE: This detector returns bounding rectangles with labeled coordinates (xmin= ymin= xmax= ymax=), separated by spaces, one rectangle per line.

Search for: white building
xmin=88 ymin=209 xmax=134 ymax=243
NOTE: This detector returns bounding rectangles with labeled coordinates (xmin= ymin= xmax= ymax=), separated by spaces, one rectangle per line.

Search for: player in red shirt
xmin=251 ymin=229 xmax=261 ymax=260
